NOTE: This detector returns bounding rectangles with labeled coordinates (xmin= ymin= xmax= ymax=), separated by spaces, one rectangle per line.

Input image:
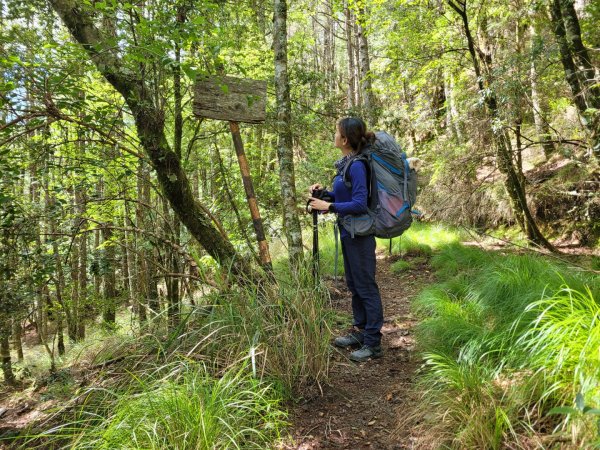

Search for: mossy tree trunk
xmin=274 ymin=0 xmax=304 ymax=267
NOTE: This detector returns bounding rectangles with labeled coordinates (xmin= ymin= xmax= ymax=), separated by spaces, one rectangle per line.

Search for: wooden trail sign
xmin=193 ymin=76 xmax=267 ymax=124
xmin=193 ymin=76 xmax=272 ymax=273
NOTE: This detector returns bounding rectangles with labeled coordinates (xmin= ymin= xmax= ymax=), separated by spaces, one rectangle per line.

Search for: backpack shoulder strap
xmin=342 ymin=154 xmax=373 ymax=200
xmin=342 ymin=154 xmax=369 ymax=188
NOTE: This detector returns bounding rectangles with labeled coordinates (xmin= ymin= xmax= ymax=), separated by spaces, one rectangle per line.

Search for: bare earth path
xmin=287 ymin=252 xmax=435 ymax=449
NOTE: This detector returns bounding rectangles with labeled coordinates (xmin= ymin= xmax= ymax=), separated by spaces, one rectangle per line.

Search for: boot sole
xmin=349 ymin=352 xmax=383 ymax=362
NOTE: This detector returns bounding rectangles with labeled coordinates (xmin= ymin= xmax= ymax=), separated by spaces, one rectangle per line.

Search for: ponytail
xmin=338 ymin=117 xmax=375 ymax=154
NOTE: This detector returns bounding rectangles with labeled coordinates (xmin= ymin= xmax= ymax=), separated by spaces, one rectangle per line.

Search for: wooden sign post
xmin=193 ymin=76 xmax=272 ymax=273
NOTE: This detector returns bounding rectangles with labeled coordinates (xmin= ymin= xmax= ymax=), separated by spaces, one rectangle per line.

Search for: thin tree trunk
xmin=353 ymin=20 xmax=362 ymax=106
xmin=12 ymin=321 xmax=23 ymax=362
xmin=215 ymin=146 xmax=259 ymax=264
xmin=102 ymin=225 xmax=117 ymax=324
xmin=69 ymin=229 xmax=80 ymax=341
xmin=49 ymin=187 xmax=68 ymax=355
xmin=167 ymin=21 xmax=185 ymax=329
xmin=529 ymin=23 xmax=555 ymax=158
xmin=550 ymin=0 xmax=600 ymax=158
xmin=444 ymin=70 xmax=462 ymax=142
xmin=345 ymin=2 xmax=356 ymax=109
xmin=1 ymin=330 xmax=15 ymax=386
xmin=162 ymin=196 xmax=180 ymax=329
xmin=77 ymin=198 xmax=87 ymax=341
xmin=356 ymin=7 xmax=373 ymax=122
xmin=135 ymin=161 xmax=148 ymax=322
xmin=274 ymin=0 xmax=304 ymax=267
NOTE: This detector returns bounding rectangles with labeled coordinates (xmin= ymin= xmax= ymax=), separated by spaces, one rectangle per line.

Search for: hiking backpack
xmin=341 ymin=131 xmax=418 ymax=239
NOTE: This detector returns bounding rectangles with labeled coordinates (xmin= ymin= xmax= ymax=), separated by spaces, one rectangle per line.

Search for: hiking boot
xmin=349 ymin=345 xmax=383 ymax=362
xmin=334 ymin=330 xmax=364 ymax=348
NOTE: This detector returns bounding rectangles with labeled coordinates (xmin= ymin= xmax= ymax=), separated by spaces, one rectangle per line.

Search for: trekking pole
xmin=312 ymin=207 xmax=319 ymax=281
xmin=333 ymin=222 xmax=339 ymax=282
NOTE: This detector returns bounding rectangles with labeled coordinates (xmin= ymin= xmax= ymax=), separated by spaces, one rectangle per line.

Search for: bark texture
xmin=274 ymin=0 xmax=304 ymax=266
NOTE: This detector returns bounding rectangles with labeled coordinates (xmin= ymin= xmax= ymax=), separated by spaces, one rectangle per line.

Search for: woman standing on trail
xmin=308 ymin=117 xmax=384 ymax=362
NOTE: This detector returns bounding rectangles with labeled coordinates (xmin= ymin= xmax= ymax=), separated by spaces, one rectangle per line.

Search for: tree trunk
xmin=353 ymin=20 xmax=362 ymax=107
xmin=550 ymin=0 xmax=600 ymax=158
xmin=77 ymin=197 xmax=87 ymax=340
xmin=274 ymin=0 xmax=304 ymax=267
xmin=102 ymin=225 xmax=117 ymax=324
xmin=162 ymin=196 xmax=181 ymax=329
xmin=356 ymin=7 xmax=374 ymax=122
xmin=12 ymin=321 xmax=23 ymax=362
xmin=444 ymin=70 xmax=462 ymax=142
xmin=49 ymin=0 xmax=251 ymax=280
xmin=1 ymin=329 xmax=15 ymax=386
xmin=49 ymin=187 xmax=68 ymax=355
xmin=345 ymin=2 xmax=356 ymax=109
xmin=530 ymin=27 xmax=555 ymax=158
xmin=215 ymin=146 xmax=259 ymax=263
xmin=135 ymin=161 xmax=149 ymax=322
xmin=560 ymin=0 xmax=598 ymax=107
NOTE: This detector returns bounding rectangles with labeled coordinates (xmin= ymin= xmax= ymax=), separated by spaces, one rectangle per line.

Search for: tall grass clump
xmin=44 ymin=361 xmax=286 ymax=449
xmin=193 ymin=259 xmax=333 ymax=395
xmin=410 ymin=241 xmax=600 ymax=448
xmin=519 ymin=286 xmax=600 ymax=408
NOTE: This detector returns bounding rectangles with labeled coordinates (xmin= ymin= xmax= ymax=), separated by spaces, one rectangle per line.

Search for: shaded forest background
xmin=0 ymin=0 xmax=599 ymax=446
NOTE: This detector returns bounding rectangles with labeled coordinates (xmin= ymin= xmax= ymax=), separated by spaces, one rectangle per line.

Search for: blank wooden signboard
xmin=193 ymin=76 xmax=267 ymax=124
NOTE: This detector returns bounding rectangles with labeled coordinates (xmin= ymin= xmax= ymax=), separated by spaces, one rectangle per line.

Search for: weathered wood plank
xmin=193 ymin=76 xmax=267 ymax=123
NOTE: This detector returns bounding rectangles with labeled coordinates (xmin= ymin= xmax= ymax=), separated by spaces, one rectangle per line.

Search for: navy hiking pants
xmin=341 ymin=234 xmax=383 ymax=347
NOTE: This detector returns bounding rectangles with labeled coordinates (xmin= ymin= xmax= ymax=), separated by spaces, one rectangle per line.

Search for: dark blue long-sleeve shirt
xmin=327 ymin=160 xmax=369 ymax=238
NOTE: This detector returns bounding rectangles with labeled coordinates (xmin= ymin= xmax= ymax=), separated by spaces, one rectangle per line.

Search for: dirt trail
xmin=287 ymin=252 xmax=434 ymax=449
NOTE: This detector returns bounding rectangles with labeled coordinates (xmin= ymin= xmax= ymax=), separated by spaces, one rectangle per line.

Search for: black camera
xmin=311 ymin=188 xmax=333 ymax=202
xmin=306 ymin=188 xmax=333 ymax=214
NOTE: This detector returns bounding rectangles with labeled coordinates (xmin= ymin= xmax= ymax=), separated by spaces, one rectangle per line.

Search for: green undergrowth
xmin=32 ymin=361 xmax=286 ymax=449
xmin=313 ymin=221 xmax=463 ymax=276
xmin=379 ymin=221 xmax=464 ymax=256
xmin=15 ymin=261 xmax=331 ymax=449
xmin=411 ymin=242 xmax=600 ymax=448
xmin=391 ymin=259 xmax=412 ymax=273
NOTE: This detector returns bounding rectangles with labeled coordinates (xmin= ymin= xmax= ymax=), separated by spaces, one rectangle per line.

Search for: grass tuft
xmin=37 ymin=361 xmax=287 ymax=449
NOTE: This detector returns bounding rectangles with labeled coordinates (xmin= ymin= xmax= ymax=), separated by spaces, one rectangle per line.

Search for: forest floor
xmin=285 ymin=251 xmax=435 ymax=450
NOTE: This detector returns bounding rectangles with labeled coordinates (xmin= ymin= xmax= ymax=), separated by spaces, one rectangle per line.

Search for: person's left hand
xmin=309 ymin=197 xmax=331 ymax=211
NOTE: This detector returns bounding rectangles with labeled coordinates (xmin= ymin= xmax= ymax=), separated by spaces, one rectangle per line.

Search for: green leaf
xmin=167 ymin=174 xmax=178 ymax=183
xmin=583 ymin=407 xmax=600 ymax=416
xmin=548 ymin=406 xmax=578 ymax=415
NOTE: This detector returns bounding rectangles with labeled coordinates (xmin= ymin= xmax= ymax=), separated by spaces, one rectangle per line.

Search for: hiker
xmin=308 ymin=117 xmax=384 ymax=362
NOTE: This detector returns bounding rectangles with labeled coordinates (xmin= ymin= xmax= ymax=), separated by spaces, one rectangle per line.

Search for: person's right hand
xmin=308 ymin=183 xmax=323 ymax=195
